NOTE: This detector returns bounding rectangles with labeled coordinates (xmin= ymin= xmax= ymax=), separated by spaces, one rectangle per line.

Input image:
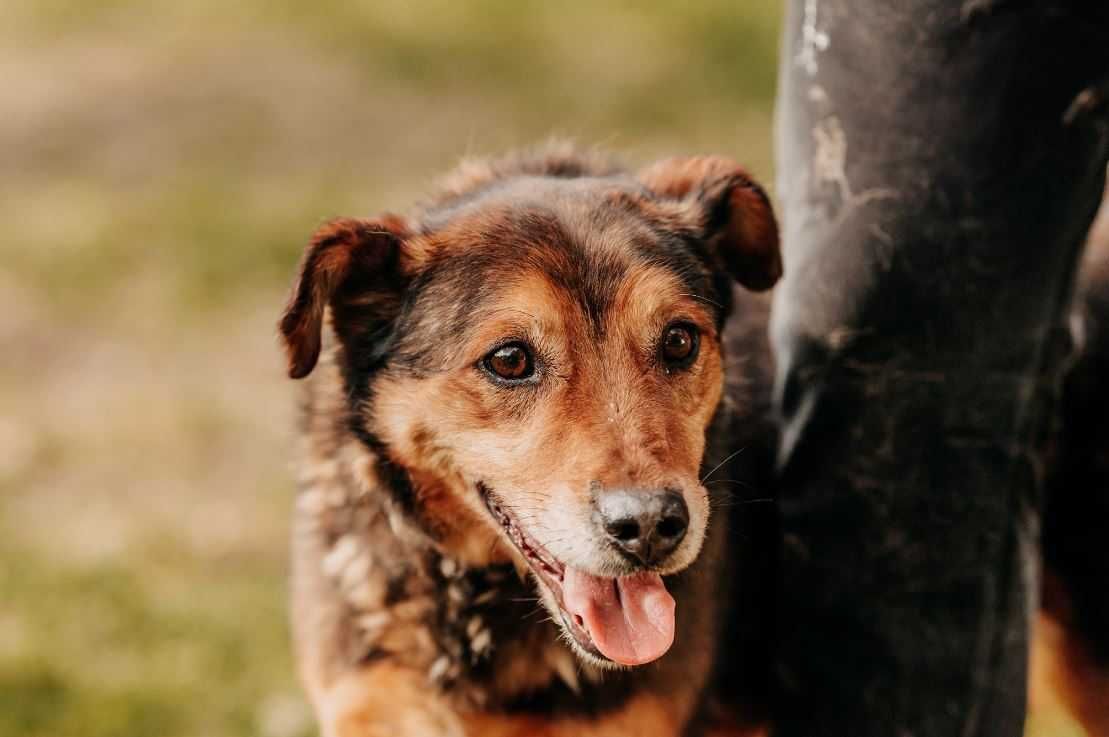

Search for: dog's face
xmin=280 ymin=156 xmax=779 ymax=669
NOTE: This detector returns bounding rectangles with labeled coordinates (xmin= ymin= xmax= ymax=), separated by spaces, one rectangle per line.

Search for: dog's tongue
xmin=562 ymin=569 xmax=675 ymax=666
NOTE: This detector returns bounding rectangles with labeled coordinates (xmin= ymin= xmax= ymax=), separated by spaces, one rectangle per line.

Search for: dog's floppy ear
xmin=639 ymin=156 xmax=781 ymax=291
xmin=279 ymin=215 xmax=413 ymax=379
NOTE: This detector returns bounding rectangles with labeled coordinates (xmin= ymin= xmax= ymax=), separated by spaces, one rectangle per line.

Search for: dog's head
xmin=280 ymin=153 xmax=779 ymax=669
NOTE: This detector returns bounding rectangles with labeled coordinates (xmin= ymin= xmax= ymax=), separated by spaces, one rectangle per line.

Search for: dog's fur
xmin=279 ymin=144 xmax=1109 ymax=736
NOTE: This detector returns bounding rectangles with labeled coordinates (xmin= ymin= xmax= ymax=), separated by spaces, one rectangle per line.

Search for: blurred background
xmin=0 ymin=2 xmax=1086 ymax=736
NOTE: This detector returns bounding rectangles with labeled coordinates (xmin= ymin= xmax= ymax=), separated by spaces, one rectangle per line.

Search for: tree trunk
xmin=770 ymin=2 xmax=1109 ymax=734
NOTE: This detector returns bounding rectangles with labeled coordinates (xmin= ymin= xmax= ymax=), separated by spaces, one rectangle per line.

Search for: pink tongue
xmin=561 ymin=569 xmax=675 ymax=666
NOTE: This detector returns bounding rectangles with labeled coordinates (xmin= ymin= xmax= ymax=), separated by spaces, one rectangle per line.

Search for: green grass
xmin=0 ymin=534 xmax=307 ymax=737
xmin=1 ymin=0 xmax=780 ymax=314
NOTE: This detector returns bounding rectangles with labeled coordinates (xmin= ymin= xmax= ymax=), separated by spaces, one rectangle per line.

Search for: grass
xmin=0 ymin=1 xmax=1087 ymax=735
xmin=0 ymin=536 xmax=305 ymax=737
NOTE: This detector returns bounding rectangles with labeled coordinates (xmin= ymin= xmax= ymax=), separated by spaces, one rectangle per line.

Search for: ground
xmin=0 ymin=2 xmax=1085 ymax=736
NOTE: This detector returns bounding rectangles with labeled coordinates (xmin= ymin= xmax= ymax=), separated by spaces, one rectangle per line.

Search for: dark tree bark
xmin=770 ymin=2 xmax=1109 ymax=735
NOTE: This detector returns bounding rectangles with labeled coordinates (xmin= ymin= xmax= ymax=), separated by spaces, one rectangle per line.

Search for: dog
xmin=278 ymin=143 xmax=781 ymax=736
xmin=279 ymin=143 xmax=1109 ymax=736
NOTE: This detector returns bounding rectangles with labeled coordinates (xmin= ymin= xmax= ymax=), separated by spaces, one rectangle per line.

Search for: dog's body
xmin=280 ymin=145 xmax=1109 ymax=736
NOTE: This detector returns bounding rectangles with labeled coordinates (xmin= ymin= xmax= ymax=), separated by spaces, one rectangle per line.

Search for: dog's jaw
xmin=477 ymin=481 xmax=685 ymax=669
xmin=479 ymin=483 xmax=612 ymax=663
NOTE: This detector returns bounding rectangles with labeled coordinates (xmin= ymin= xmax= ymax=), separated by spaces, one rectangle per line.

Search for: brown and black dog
xmin=278 ymin=144 xmax=1109 ymax=736
xmin=279 ymin=143 xmax=780 ymax=736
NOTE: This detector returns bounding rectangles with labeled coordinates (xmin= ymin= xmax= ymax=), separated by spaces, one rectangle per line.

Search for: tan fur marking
xmin=1031 ymin=581 xmax=1109 ymax=736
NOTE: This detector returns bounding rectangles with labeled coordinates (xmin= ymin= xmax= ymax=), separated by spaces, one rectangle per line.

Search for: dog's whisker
xmin=711 ymin=476 xmax=766 ymax=491
xmin=679 ymin=292 xmax=723 ymax=309
xmin=700 ymin=447 xmax=747 ymax=483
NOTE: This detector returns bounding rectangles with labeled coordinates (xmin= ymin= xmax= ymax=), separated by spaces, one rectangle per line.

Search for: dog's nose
xmin=595 ymin=488 xmax=689 ymax=566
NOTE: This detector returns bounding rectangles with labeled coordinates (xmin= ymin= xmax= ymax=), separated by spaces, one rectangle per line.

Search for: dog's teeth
xmin=466 ymin=615 xmax=483 ymax=639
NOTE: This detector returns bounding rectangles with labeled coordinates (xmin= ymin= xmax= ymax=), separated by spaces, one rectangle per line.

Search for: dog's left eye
xmin=483 ymin=342 xmax=535 ymax=382
xmin=661 ymin=323 xmax=699 ymax=369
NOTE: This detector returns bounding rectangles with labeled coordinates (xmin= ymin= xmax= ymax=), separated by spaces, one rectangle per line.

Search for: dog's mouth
xmin=480 ymin=485 xmax=676 ymax=667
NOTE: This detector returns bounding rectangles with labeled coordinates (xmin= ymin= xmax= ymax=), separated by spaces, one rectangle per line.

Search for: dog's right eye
xmin=482 ymin=343 xmax=535 ymax=383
